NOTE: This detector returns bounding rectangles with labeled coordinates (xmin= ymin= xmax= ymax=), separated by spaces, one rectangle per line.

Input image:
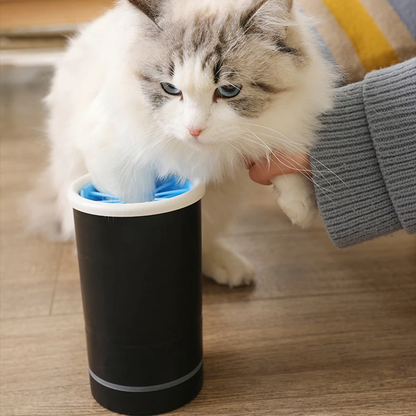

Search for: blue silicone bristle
xmin=79 ymin=175 xmax=193 ymax=204
xmin=80 ymin=183 xmax=124 ymax=203
xmin=153 ymin=176 xmax=193 ymax=201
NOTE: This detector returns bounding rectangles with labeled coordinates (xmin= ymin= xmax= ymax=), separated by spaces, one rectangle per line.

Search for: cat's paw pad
xmin=278 ymin=195 xmax=317 ymax=229
xmin=203 ymin=245 xmax=255 ymax=288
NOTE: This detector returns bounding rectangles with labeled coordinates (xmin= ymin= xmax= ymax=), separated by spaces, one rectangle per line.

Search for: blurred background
xmin=1 ymin=0 xmax=114 ymax=66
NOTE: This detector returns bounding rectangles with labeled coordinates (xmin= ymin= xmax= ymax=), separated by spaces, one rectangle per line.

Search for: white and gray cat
xmin=31 ymin=0 xmax=335 ymax=287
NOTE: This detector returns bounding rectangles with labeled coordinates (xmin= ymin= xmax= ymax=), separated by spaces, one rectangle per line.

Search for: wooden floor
xmin=1 ymin=66 xmax=415 ymax=416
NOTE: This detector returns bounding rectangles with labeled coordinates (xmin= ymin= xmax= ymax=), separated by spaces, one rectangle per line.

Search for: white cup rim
xmin=67 ymin=174 xmax=206 ymax=217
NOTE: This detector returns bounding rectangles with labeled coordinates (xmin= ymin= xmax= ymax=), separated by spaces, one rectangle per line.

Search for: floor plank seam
xmin=48 ymin=245 xmax=64 ymax=316
xmin=204 ymin=286 xmax=416 ymax=305
xmin=199 ymin=386 xmax=416 ymax=403
xmin=225 ymin=229 xmax=328 ymax=238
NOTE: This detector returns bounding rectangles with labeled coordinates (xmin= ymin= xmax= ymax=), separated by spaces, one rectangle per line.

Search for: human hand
xmin=248 ymin=151 xmax=311 ymax=185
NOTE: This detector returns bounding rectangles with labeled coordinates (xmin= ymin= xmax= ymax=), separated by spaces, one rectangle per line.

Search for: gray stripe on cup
xmin=89 ymin=360 xmax=203 ymax=393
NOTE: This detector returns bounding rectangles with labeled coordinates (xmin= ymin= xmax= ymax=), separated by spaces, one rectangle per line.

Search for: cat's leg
xmin=201 ymin=178 xmax=255 ymax=287
xmin=271 ymin=174 xmax=317 ymax=228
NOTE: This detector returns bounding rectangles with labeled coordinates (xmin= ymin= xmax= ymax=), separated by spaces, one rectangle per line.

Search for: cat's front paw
xmin=203 ymin=242 xmax=255 ymax=288
xmin=278 ymin=193 xmax=317 ymax=229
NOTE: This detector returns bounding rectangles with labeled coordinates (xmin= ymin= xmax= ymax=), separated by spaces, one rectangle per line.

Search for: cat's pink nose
xmin=188 ymin=128 xmax=204 ymax=138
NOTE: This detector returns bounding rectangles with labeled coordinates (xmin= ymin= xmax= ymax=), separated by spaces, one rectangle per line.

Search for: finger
xmin=249 ymin=162 xmax=275 ymax=185
xmin=249 ymin=152 xmax=311 ymax=185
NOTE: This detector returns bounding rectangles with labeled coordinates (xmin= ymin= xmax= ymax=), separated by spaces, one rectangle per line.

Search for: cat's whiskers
xmin=234 ymin=130 xmax=336 ymax=198
xmin=243 ymin=138 xmax=336 ymax=199
xmin=247 ymin=131 xmax=275 ymax=165
xmin=233 ymin=136 xmax=260 ymax=166
xmin=226 ymin=140 xmax=251 ymax=168
xmin=138 ymin=131 xmax=172 ymax=162
xmin=241 ymin=128 xmax=338 ymax=192
xmin=241 ymin=128 xmax=323 ymax=171
xmin=243 ymin=123 xmax=349 ymax=188
xmin=189 ymin=148 xmax=214 ymax=173
xmin=150 ymin=136 xmax=178 ymax=166
xmin=268 ymin=152 xmax=336 ymax=201
xmin=248 ymin=131 xmax=336 ymax=187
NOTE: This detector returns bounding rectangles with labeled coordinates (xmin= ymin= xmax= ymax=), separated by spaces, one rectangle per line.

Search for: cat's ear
xmin=240 ymin=0 xmax=293 ymax=32
xmin=128 ymin=0 xmax=166 ymax=27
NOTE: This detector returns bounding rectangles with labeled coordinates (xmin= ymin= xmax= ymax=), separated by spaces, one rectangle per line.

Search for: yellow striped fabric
xmin=298 ymin=0 xmax=416 ymax=82
xmin=322 ymin=0 xmax=399 ymax=71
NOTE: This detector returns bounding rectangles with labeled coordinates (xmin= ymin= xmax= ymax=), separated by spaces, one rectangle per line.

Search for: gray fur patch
xmin=240 ymin=0 xmax=270 ymax=31
xmin=146 ymin=91 xmax=169 ymax=110
xmin=169 ymin=61 xmax=175 ymax=77
xmin=213 ymin=62 xmax=221 ymax=84
xmin=276 ymin=39 xmax=298 ymax=55
xmin=137 ymin=71 xmax=170 ymax=110
xmin=137 ymin=71 xmax=155 ymax=83
xmin=251 ymin=82 xmax=281 ymax=94
xmin=228 ymin=96 xmax=272 ymax=119
xmin=129 ymin=0 xmax=165 ymax=27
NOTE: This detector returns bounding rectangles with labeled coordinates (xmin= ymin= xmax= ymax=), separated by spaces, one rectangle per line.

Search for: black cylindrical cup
xmin=68 ymin=175 xmax=205 ymax=416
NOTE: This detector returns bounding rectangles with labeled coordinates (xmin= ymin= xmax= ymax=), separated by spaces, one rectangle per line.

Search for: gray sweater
xmin=312 ymin=58 xmax=416 ymax=248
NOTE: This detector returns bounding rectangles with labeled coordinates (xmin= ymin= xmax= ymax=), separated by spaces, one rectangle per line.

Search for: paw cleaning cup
xmin=68 ymin=174 xmax=205 ymax=415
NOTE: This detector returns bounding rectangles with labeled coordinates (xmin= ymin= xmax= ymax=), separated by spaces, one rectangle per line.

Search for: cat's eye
xmin=216 ymin=85 xmax=242 ymax=99
xmin=161 ymin=82 xmax=182 ymax=96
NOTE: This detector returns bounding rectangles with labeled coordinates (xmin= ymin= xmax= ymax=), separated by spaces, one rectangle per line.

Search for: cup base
xmin=90 ymin=365 xmax=203 ymax=416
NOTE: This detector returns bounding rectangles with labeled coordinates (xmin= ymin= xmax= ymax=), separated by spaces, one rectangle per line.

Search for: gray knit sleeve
xmin=311 ymin=58 xmax=416 ymax=248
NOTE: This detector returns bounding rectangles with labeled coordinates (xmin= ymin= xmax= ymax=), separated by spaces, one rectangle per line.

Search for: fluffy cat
xmin=31 ymin=0 xmax=335 ymax=287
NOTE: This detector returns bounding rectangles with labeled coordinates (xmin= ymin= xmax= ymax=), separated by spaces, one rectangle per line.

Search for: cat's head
xmin=127 ymin=0 xmax=332 ymax=160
